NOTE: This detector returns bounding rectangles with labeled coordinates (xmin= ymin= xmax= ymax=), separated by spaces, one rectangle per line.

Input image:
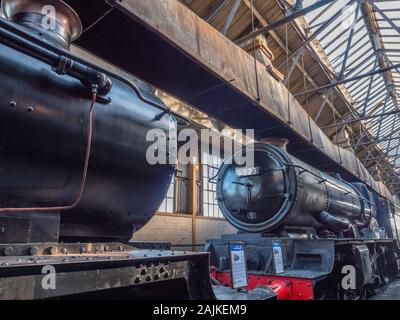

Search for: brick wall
xmin=195 ymin=217 xmax=237 ymax=243
xmin=132 ymin=213 xmax=237 ymax=250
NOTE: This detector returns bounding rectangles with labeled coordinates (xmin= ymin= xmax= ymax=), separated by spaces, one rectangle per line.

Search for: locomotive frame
xmin=0 ymin=241 xmax=217 ymax=300
xmin=207 ymin=234 xmax=399 ymax=300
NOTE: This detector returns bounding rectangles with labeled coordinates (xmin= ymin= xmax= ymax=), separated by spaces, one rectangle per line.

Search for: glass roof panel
xmin=303 ymin=0 xmax=400 ymax=171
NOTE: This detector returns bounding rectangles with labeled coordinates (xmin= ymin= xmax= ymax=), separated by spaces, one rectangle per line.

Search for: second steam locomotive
xmin=216 ymin=138 xmax=379 ymax=239
xmin=207 ymin=138 xmax=400 ymax=300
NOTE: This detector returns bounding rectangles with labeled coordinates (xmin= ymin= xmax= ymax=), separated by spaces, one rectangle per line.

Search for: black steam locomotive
xmin=216 ymin=138 xmax=382 ymax=238
xmin=0 ymin=0 xmax=230 ymax=300
xmin=207 ymin=138 xmax=400 ymax=299
xmin=0 ymin=0 xmax=178 ymax=243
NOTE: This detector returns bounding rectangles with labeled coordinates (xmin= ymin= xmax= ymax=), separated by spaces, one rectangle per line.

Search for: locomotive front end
xmin=217 ymin=138 xmax=377 ymax=237
xmin=216 ymin=138 xmax=298 ymax=233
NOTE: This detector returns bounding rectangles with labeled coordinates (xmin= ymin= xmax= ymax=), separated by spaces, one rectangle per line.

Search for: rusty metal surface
xmin=0 ymin=242 xmax=169 ymax=257
xmin=106 ymin=0 xmax=392 ymax=200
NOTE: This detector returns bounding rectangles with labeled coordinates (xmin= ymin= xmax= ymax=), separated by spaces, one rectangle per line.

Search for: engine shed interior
xmin=0 ymin=0 xmax=400 ymax=302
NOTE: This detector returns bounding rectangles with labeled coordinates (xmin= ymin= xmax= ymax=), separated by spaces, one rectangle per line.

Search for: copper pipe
xmin=0 ymin=92 xmax=97 ymax=212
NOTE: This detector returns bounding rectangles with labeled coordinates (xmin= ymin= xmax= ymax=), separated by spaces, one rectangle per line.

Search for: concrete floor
xmin=369 ymin=279 xmax=400 ymax=300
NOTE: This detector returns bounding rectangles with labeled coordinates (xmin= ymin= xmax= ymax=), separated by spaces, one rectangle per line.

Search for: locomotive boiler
xmin=216 ymin=138 xmax=378 ymax=238
xmin=0 ymin=0 xmax=179 ymax=243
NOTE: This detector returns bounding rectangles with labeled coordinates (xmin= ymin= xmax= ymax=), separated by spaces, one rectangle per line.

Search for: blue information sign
xmin=229 ymin=242 xmax=248 ymax=289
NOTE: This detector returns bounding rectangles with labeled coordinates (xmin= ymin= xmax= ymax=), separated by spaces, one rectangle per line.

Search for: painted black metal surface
xmin=369 ymin=278 xmax=400 ymax=300
xmin=206 ymin=233 xmax=399 ymax=299
xmin=0 ymin=245 xmax=216 ymax=300
xmin=206 ymin=233 xmax=335 ymax=279
xmin=0 ymin=15 xmax=176 ymax=242
xmin=216 ymin=142 xmax=378 ymax=236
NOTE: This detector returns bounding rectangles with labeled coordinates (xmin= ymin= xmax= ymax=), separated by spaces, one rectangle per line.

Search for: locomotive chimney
xmin=259 ymin=137 xmax=289 ymax=151
xmin=1 ymin=0 xmax=82 ymax=49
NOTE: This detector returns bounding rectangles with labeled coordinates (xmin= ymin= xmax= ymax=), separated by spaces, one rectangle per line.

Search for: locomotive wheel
xmin=376 ymin=248 xmax=390 ymax=286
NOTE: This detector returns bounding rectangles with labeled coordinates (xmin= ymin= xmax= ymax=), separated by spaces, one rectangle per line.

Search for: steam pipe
xmin=0 ymin=17 xmax=189 ymax=124
xmin=0 ymin=19 xmax=112 ymax=95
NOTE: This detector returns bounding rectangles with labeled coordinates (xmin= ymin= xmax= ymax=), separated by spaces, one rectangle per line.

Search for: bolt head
xmin=28 ymin=247 xmax=39 ymax=256
xmin=49 ymin=246 xmax=58 ymax=255
xmin=3 ymin=247 xmax=14 ymax=256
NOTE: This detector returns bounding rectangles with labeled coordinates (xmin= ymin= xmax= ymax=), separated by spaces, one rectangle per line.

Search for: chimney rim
xmin=2 ymin=0 xmax=82 ymax=41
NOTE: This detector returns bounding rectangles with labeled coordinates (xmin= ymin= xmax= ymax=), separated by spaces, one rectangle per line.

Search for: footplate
xmin=0 ymin=242 xmax=215 ymax=300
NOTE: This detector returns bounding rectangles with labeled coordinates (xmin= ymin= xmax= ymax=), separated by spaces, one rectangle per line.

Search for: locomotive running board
xmin=206 ymin=233 xmax=399 ymax=299
xmin=0 ymin=242 xmax=216 ymax=300
xmin=206 ymin=233 xmax=336 ymax=279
